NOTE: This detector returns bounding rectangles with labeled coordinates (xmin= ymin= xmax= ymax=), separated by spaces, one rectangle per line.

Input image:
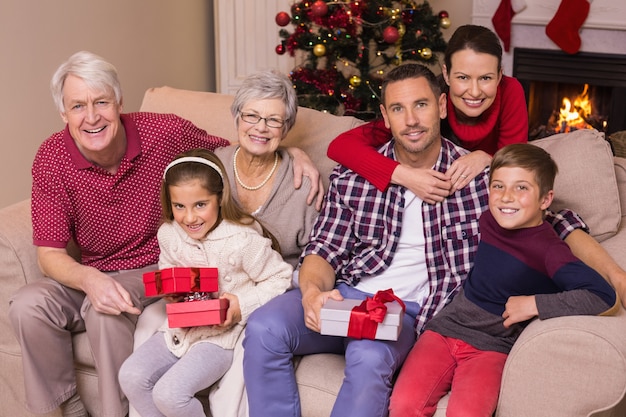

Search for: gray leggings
xmin=119 ymin=332 xmax=233 ymax=417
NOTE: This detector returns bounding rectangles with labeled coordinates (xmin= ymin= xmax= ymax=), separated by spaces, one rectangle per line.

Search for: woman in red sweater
xmin=327 ymin=24 xmax=528 ymax=204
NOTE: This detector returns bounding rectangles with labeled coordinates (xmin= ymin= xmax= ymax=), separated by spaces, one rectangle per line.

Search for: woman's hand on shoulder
xmin=286 ymin=146 xmax=325 ymax=211
xmin=446 ymin=150 xmax=492 ymax=193
xmin=391 ymin=165 xmax=452 ymax=204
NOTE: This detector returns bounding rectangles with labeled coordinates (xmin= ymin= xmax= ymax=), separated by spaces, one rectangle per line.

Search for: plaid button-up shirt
xmin=303 ymin=138 xmax=585 ymax=334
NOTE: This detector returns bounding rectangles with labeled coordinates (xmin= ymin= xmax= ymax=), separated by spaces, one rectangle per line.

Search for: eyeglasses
xmin=240 ymin=113 xmax=285 ymax=129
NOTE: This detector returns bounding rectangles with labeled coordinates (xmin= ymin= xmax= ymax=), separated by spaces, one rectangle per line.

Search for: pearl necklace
xmin=233 ymin=147 xmax=279 ymax=191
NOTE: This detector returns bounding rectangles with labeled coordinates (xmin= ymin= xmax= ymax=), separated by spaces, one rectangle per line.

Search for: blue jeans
xmin=243 ymin=284 xmax=419 ymax=417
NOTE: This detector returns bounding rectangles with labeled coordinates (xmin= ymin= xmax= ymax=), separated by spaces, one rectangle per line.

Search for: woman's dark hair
xmin=444 ymin=25 xmax=503 ymax=74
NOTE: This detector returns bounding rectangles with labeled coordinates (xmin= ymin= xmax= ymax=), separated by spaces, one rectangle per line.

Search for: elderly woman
xmin=214 ymin=69 xmax=319 ymax=267
xmin=206 ymin=70 xmax=320 ymax=417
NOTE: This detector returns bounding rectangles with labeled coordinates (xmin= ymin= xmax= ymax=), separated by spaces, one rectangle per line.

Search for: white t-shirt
xmin=355 ymin=190 xmax=429 ymax=304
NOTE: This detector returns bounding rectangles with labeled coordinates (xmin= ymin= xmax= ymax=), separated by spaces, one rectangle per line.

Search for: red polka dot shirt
xmin=31 ymin=112 xmax=230 ymax=271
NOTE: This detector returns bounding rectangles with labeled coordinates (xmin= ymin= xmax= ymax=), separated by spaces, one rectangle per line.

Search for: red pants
xmin=389 ymin=330 xmax=508 ymax=417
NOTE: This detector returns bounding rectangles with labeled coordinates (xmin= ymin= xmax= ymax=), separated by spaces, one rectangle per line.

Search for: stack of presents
xmin=143 ymin=267 xmax=228 ymax=328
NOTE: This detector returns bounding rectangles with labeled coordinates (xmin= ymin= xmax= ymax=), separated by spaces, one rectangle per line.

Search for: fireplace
xmin=512 ymin=48 xmax=626 ymax=140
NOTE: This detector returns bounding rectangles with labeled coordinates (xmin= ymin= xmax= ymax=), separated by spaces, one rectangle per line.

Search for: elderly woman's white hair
xmin=230 ymin=70 xmax=298 ymax=136
xmin=50 ymin=51 xmax=123 ymax=114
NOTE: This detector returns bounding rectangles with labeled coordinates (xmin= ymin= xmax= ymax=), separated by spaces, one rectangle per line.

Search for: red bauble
xmin=383 ymin=26 xmax=400 ymax=44
xmin=438 ymin=10 xmax=449 ymax=19
xmin=275 ymin=11 xmax=291 ymax=27
xmin=311 ymin=0 xmax=328 ymax=17
xmin=275 ymin=44 xmax=286 ymax=55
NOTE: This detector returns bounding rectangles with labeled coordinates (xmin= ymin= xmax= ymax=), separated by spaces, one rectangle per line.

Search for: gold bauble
xmin=313 ymin=44 xmax=326 ymax=57
xmin=420 ymin=47 xmax=433 ymax=60
xmin=349 ymin=75 xmax=362 ymax=87
xmin=440 ymin=17 xmax=451 ymax=29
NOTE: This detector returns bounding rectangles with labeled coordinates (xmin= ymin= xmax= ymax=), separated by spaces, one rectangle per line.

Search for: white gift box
xmin=320 ymin=298 xmax=404 ymax=341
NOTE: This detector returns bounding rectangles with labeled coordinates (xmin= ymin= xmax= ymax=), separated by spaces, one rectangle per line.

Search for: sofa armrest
xmin=497 ymin=310 xmax=626 ymax=417
xmin=0 ymin=199 xmax=43 ymax=355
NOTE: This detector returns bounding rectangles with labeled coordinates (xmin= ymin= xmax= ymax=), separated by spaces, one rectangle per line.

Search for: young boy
xmin=389 ymin=143 xmax=619 ymax=417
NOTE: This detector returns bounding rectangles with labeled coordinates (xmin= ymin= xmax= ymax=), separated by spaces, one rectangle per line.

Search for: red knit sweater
xmin=327 ymin=75 xmax=528 ymax=191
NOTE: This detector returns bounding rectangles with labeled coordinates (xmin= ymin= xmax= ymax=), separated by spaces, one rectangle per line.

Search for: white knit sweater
xmin=157 ymin=220 xmax=293 ymax=357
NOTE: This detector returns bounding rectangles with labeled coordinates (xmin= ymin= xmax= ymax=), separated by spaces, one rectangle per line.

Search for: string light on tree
xmin=275 ymin=0 xmax=450 ymax=120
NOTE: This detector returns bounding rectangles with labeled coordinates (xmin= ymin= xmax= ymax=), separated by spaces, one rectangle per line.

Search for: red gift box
xmin=166 ymin=298 xmax=230 ymax=328
xmin=320 ymin=289 xmax=405 ymax=341
xmin=143 ymin=267 xmax=218 ymax=297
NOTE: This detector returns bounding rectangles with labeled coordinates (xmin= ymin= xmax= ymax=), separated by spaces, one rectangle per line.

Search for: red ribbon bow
xmin=347 ymin=289 xmax=406 ymax=340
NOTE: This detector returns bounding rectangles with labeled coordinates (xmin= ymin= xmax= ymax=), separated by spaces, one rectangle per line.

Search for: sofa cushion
xmin=532 ymin=129 xmax=621 ymax=242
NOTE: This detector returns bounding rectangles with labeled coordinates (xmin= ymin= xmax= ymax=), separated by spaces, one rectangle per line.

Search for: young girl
xmin=119 ymin=149 xmax=293 ymax=417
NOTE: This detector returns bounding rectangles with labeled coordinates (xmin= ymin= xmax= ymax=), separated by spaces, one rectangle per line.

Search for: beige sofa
xmin=2 ymin=86 xmax=626 ymax=417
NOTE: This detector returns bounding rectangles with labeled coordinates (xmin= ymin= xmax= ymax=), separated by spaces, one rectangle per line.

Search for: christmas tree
xmin=275 ymin=0 xmax=451 ymax=120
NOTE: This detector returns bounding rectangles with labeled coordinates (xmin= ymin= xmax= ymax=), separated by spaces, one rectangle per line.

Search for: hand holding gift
xmin=320 ymin=289 xmax=406 ymax=341
xmin=166 ymin=291 xmax=230 ymax=329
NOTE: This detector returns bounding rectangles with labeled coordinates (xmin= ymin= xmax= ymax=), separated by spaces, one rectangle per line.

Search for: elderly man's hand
xmin=82 ymin=273 xmax=141 ymax=315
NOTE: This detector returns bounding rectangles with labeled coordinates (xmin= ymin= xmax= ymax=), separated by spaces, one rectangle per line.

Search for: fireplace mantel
xmin=472 ymin=0 xmax=626 ymax=75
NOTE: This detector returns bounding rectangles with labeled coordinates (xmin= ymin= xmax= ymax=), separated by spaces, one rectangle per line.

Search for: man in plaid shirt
xmin=243 ymin=64 xmax=585 ymax=417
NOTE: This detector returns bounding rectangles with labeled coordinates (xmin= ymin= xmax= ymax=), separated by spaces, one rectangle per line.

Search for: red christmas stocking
xmin=545 ymin=0 xmax=591 ymax=54
xmin=491 ymin=0 xmax=527 ymax=52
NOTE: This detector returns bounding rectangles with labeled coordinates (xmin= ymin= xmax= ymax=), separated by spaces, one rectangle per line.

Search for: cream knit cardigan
xmin=157 ymin=220 xmax=293 ymax=357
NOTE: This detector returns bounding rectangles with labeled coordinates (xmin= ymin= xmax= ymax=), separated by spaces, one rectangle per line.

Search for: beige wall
xmin=0 ymin=0 xmax=215 ymax=208
xmin=0 ymin=0 xmax=471 ymax=209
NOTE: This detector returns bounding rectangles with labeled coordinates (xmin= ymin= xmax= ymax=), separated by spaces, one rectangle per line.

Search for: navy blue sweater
xmin=426 ymin=210 xmax=617 ymax=354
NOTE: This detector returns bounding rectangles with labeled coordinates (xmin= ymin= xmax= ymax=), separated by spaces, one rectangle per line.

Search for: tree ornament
xmin=349 ymin=75 xmax=362 ymax=87
xmin=438 ymin=11 xmax=449 ymax=19
xmin=311 ymin=0 xmax=329 ymax=17
xmin=275 ymin=44 xmax=286 ymax=55
xmin=440 ymin=17 xmax=451 ymax=29
xmin=275 ymin=11 xmax=291 ymax=27
xmin=383 ymin=26 xmax=400 ymax=44
xmin=313 ymin=44 xmax=326 ymax=56
xmin=420 ymin=47 xmax=433 ymax=59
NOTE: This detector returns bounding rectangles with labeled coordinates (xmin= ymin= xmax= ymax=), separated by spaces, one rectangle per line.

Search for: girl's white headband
xmin=163 ymin=156 xmax=224 ymax=180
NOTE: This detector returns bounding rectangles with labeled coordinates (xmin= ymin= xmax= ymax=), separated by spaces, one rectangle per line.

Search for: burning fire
xmin=554 ymin=84 xmax=594 ymax=133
